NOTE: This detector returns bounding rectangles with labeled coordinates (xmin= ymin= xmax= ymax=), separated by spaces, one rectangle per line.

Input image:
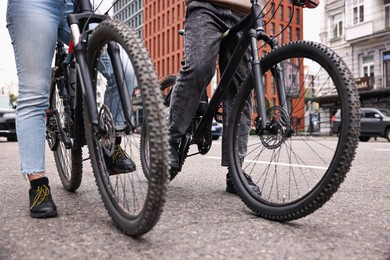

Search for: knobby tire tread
xmin=85 ymin=19 xmax=168 ymax=236
xmin=158 ymin=75 xmax=189 ymax=181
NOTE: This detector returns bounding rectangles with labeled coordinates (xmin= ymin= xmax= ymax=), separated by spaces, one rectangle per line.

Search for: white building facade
xmin=320 ymin=0 xmax=390 ymax=108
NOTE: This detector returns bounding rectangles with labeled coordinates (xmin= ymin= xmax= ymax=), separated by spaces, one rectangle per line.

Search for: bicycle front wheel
xmin=228 ymin=41 xmax=360 ymax=221
xmin=85 ymin=20 xmax=169 ymax=236
xmin=141 ymin=75 xmax=175 ymax=181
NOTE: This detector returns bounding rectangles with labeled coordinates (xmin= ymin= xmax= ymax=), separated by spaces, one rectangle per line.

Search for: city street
xmin=0 ymin=137 xmax=389 ymax=259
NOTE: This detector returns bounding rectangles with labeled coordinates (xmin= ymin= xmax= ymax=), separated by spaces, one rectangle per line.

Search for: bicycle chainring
xmin=197 ymin=127 xmax=212 ymax=155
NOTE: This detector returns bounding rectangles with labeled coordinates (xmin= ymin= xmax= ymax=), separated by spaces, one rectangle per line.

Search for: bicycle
xmin=146 ymin=0 xmax=360 ymax=221
xmin=45 ymin=0 xmax=169 ymax=236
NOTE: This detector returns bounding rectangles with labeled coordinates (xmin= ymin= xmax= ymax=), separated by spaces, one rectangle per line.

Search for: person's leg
xmin=98 ymin=48 xmax=135 ymax=126
xmin=219 ymin=12 xmax=252 ymax=168
xmin=217 ymin=10 xmax=261 ymax=196
xmin=168 ymin=2 xmax=228 ymax=169
xmin=6 ymin=0 xmax=69 ymax=217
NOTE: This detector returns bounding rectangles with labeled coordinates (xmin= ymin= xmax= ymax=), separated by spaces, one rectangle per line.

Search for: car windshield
xmin=379 ymin=109 xmax=390 ymax=117
xmin=0 ymin=97 xmax=12 ymax=109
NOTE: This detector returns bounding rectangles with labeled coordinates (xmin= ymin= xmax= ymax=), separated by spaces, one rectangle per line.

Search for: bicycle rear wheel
xmin=49 ymin=66 xmax=83 ymax=192
xmin=228 ymin=41 xmax=360 ymax=221
xmin=86 ymin=20 xmax=169 ymax=236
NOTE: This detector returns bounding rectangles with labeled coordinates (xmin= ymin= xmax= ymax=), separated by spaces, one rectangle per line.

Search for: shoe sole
xmin=30 ymin=211 xmax=58 ymax=219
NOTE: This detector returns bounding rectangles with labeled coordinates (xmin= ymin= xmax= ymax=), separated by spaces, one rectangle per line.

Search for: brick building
xmin=143 ymin=0 xmax=186 ymax=79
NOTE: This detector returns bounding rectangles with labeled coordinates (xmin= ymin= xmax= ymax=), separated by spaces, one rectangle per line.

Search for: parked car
xmin=211 ymin=119 xmax=222 ymax=140
xmin=331 ymin=107 xmax=390 ymax=142
xmin=0 ymin=96 xmax=17 ymax=142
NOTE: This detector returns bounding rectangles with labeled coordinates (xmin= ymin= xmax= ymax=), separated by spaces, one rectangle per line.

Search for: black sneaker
xmin=29 ymin=177 xmax=58 ymax=218
xmin=107 ymin=145 xmax=136 ymax=175
xmin=226 ymin=172 xmax=262 ymax=197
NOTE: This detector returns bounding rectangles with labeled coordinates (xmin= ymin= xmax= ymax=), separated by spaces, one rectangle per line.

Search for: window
xmin=279 ymin=25 xmax=284 ymax=44
xmin=352 ymin=0 xmax=364 ymax=24
xmin=384 ymin=52 xmax=390 ymax=88
xmin=270 ymin=22 xmax=275 ymax=35
xmin=362 ymin=55 xmax=374 ymax=84
xmin=295 ymin=28 xmax=300 ymax=41
xmin=332 ymin=14 xmax=343 ymax=38
xmin=295 ymin=9 xmax=300 ymax=24
xmin=364 ymin=112 xmax=379 ymax=119
xmin=270 ymin=3 xmax=275 ymax=17
xmin=386 ymin=4 xmax=390 ymax=29
xmin=279 ymin=5 xmax=284 ymax=21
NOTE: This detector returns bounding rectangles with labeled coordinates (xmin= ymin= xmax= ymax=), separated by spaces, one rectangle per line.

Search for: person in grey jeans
xmin=168 ymin=0 xmax=319 ymax=194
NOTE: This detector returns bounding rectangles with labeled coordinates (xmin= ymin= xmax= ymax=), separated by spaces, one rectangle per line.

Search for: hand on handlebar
xmin=293 ymin=0 xmax=320 ymax=8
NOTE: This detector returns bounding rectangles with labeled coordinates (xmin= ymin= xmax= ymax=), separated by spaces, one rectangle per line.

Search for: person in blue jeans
xmin=6 ymin=0 xmax=135 ymax=218
xmin=168 ymin=0 xmax=319 ymax=194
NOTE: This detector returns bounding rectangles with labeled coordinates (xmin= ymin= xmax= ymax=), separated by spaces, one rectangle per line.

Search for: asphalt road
xmin=0 ymin=137 xmax=389 ymax=260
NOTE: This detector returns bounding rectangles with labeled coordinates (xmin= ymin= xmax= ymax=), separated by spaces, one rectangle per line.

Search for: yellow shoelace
xmin=112 ymin=145 xmax=129 ymax=161
xmin=30 ymin=185 xmax=50 ymax=209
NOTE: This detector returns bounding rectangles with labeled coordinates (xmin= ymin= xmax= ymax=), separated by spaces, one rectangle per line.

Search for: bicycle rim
xmin=228 ymin=41 xmax=360 ymax=221
xmin=86 ymin=20 xmax=169 ymax=236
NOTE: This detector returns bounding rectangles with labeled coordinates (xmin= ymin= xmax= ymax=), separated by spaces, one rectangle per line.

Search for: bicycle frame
xmin=191 ymin=0 xmax=286 ymax=144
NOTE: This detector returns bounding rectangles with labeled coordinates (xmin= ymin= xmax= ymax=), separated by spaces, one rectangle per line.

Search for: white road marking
xmin=205 ymin=156 xmax=328 ymax=170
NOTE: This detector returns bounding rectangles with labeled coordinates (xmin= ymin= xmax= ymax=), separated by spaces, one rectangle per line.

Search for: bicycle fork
xmin=250 ymin=29 xmax=290 ymax=135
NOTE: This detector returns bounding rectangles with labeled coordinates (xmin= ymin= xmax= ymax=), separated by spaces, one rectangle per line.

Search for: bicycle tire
xmin=85 ymin=19 xmax=169 ymax=236
xmin=228 ymin=41 xmax=360 ymax=221
xmin=141 ymin=75 xmax=176 ymax=181
xmin=51 ymin=71 xmax=83 ymax=192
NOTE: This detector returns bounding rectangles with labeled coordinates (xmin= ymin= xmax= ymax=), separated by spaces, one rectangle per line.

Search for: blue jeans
xmin=7 ymin=0 xmax=74 ymax=175
xmin=168 ymin=2 xmax=252 ymax=166
xmin=7 ymin=0 xmax=134 ymax=175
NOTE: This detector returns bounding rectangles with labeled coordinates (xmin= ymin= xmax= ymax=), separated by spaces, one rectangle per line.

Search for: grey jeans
xmin=168 ymin=1 xmax=252 ymax=166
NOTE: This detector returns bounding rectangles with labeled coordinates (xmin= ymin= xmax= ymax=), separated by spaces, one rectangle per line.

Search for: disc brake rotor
xmin=98 ymin=104 xmax=116 ymax=156
xmin=260 ymin=106 xmax=290 ymax=149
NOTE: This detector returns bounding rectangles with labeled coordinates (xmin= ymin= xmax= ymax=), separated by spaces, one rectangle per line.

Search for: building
xmin=143 ymin=0 xmax=186 ymax=79
xmin=113 ymin=0 xmax=143 ymax=39
xmin=320 ymin=0 xmax=390 ymax=109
